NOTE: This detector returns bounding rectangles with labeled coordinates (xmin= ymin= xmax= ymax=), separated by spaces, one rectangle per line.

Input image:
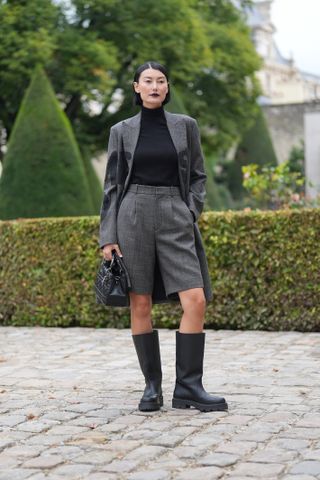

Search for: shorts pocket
xmin=118 ymin=192 xmax=136 ymax=222
xmin=173 ymin=197 xmax=194 ymax=224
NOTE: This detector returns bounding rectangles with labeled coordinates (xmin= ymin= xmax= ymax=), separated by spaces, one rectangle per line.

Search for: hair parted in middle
xmin=132 ymin=61 xmax=171 ymax=106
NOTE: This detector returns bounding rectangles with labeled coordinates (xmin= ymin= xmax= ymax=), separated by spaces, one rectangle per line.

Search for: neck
xmin=141 ymin=104 xmax=164 ymax=116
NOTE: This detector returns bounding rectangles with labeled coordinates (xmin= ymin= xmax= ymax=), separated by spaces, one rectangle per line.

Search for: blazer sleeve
xmin=99 ymin=126 xmax=119 ymax=249
xmin=188 ymin=119 xmax=207 ymax=222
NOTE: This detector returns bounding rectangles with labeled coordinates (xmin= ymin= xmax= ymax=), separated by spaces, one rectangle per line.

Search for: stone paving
xmin=0 ymin=327 xmax=319 ymax=480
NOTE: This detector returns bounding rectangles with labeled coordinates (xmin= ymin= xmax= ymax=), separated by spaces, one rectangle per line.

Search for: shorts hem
xmin=129 ymin=289 xmax=153 ymax=296
xmin=166 ymin=284 xmax=205 ymax=297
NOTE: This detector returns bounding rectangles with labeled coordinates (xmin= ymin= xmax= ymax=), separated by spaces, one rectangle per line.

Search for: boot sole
xmin=172 ymin=397 xmax=228 ymax=412
xmin=139 ymin=395 xmax=163 ymax=411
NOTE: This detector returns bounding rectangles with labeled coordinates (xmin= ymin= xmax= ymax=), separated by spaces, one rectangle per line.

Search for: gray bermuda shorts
xmin=117 ymin=183 xmax=204 ymax=297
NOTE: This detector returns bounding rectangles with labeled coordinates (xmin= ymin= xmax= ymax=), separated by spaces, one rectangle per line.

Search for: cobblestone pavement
xmin=0 ymin=327 xmax=319 ymax=480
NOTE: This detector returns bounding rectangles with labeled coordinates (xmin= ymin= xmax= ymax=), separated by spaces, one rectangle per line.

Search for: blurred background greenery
xmin=0 ymin=0 xmax=316 ymax=218
xmin=1 ymin=1 xmax=319 ymax=330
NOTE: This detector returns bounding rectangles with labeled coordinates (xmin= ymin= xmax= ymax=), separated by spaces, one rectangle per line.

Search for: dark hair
xmin=132 ymin=61 xmax=171 ymax=106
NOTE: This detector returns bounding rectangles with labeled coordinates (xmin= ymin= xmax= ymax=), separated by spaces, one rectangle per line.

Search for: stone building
xmin=245 ymin=0 xmax=320 ymax=197
xmin=246 ymin=0 xmax=320 ymax=105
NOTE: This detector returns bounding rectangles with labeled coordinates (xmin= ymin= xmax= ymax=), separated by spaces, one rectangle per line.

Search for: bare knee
xmin=130 ymin=293 xmax=153 ymax=334
xmin=179 ymin=288 xmax=206 ymax=314
xmin=130 ymin=293 xmax=152 ymax=317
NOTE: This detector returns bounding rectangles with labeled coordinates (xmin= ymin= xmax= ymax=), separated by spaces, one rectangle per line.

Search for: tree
xmin=183 ymin=0 xmax=262 ymax=152
xmin=70 ymin=0 xmax=261 ymax=155
xmin=0 ymin=0 xmax=60 ymax=159
xmin=225 ymin=107 xmax=278 ymax=201
xmin=0 ymin=0 xmax=119 ymax=162
xmin=0 ymin=66 xmax=95 ymax=220
xmin=0 ymin=0 xmax=261 ymax=163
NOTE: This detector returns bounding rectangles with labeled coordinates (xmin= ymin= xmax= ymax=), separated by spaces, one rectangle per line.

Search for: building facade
xmin=246 ymin=0 xmax=320 ymax=105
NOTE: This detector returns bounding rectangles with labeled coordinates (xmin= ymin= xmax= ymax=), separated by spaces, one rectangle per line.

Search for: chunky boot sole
xmin=172 ymin=397 xmax=228 ymax=412
xmin=139 ymin=395 xmax=163 ymax=411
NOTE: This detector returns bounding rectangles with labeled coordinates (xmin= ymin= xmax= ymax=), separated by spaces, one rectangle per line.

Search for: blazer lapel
xmin=165 ymin=111 xmax=188 ymax=201
xmin=122 ymin=112 xmax=140 ymax=170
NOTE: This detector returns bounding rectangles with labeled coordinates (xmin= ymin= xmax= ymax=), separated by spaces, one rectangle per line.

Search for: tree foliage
xmin=0 ymin=0 xmax=261 ymax=162
xmin=219 ymin=106 xmax=278 ymax=201
xmin=0 ymin=0 xmax=118 ymax=158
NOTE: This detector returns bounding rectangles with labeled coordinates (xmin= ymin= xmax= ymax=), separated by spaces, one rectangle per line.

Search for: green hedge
xmin=0 ymin=209 xmax=319 ymax=331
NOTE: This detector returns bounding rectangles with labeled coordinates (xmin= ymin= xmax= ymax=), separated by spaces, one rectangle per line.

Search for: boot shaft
xmin=132 ymin=329 xmax=162 ymax=381
xmin=175 ymin=331 xmax=205 ymax=383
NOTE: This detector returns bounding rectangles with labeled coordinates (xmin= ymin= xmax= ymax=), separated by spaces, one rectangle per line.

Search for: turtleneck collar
xmin=141 ymin=104 xmax=165 ymax=118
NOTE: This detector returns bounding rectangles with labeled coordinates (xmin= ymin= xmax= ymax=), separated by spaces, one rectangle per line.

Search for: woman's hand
xmin=102 ymin=243 xmax=123 ymax=261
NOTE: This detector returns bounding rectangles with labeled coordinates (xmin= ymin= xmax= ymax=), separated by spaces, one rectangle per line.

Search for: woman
xmin=99 ymin=61 xmax=228 ymax=413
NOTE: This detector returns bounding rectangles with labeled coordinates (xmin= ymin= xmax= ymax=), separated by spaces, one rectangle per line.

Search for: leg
xmin=178 ymin=287 xmax=206 ymax=333
xmin=117 ymin=188 xmax=162 ymax=410
xmin=172 ymin=287 xmax=228 ymax=412
xmin=130 ymin=292 xmax=163 ymax=411
xmin=129 ymin=292 xmax=153 ymax=335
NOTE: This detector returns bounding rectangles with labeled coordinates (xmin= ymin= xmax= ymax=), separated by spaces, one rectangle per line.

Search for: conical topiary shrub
xmin=0 ymin=65 xmax=94 ymax=220
xmin=227 ymin=107 xmax=278 ymax=201
xmin=81 ymin=150 xmax=103 ymax=214
xmin=235 ymin=107 xmax=278 ymax=168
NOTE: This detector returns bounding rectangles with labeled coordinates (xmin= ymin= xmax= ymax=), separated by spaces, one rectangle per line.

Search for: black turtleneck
xmin=130 ymin=104 xmax=180 ymax=186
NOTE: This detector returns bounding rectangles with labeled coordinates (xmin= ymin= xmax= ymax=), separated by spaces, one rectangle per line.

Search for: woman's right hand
xmin=102 ymin=243 xmax=123 ymax=261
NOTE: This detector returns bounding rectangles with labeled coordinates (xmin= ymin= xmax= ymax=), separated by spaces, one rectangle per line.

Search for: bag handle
xmin=111 ymin=249 xmax=132 ymax=290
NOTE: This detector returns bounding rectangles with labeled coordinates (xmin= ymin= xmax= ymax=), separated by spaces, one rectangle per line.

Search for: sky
xmin=271 ymin=0 xmax=320 ymax=76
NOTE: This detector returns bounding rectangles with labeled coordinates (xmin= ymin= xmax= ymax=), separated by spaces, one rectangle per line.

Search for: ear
xmin=133 ymin=81 xmax=140 ymax=93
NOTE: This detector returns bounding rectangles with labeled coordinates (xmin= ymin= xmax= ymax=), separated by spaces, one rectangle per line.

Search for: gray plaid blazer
xmin=99 ymin=109 xmax=213 ymax=304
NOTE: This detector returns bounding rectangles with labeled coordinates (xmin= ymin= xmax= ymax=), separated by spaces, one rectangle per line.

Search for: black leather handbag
xmin=94 ymin=250 xmax=131 ymax=307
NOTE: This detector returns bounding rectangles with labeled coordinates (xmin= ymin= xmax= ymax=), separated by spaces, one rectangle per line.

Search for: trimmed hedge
xmin=0 ymin=66 xmax=95 ymax=220
xmin=229 ymin=107 xmax=278 ymax=201
xmin=0 ymin=209 xmax=319 ymax=331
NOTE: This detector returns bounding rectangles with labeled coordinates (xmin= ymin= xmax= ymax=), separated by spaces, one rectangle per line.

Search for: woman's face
xmin=133 ymin=68 xmax=169 ymax=108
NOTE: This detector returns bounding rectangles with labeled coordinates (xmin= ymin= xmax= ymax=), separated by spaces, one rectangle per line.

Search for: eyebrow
xmin=142 ymin=76 xmax=166 ymax=79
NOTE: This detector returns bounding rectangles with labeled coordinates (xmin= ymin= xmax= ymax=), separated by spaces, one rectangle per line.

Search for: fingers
xmin=114 ymin=245 xmax=123 ymax=258
xmin=103 ymin=251 xmax=112 ymax=261
xmin=102 ymin=244 xmax=113 ymax=261
xmin=102 ymin=244 xmax=123 ymax=261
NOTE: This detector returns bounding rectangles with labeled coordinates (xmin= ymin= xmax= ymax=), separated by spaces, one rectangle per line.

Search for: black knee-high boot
xmin=172 ymin=331 xmax=228 ymax=412
xmin=132 ymin=329 xmax=163 ymax=411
